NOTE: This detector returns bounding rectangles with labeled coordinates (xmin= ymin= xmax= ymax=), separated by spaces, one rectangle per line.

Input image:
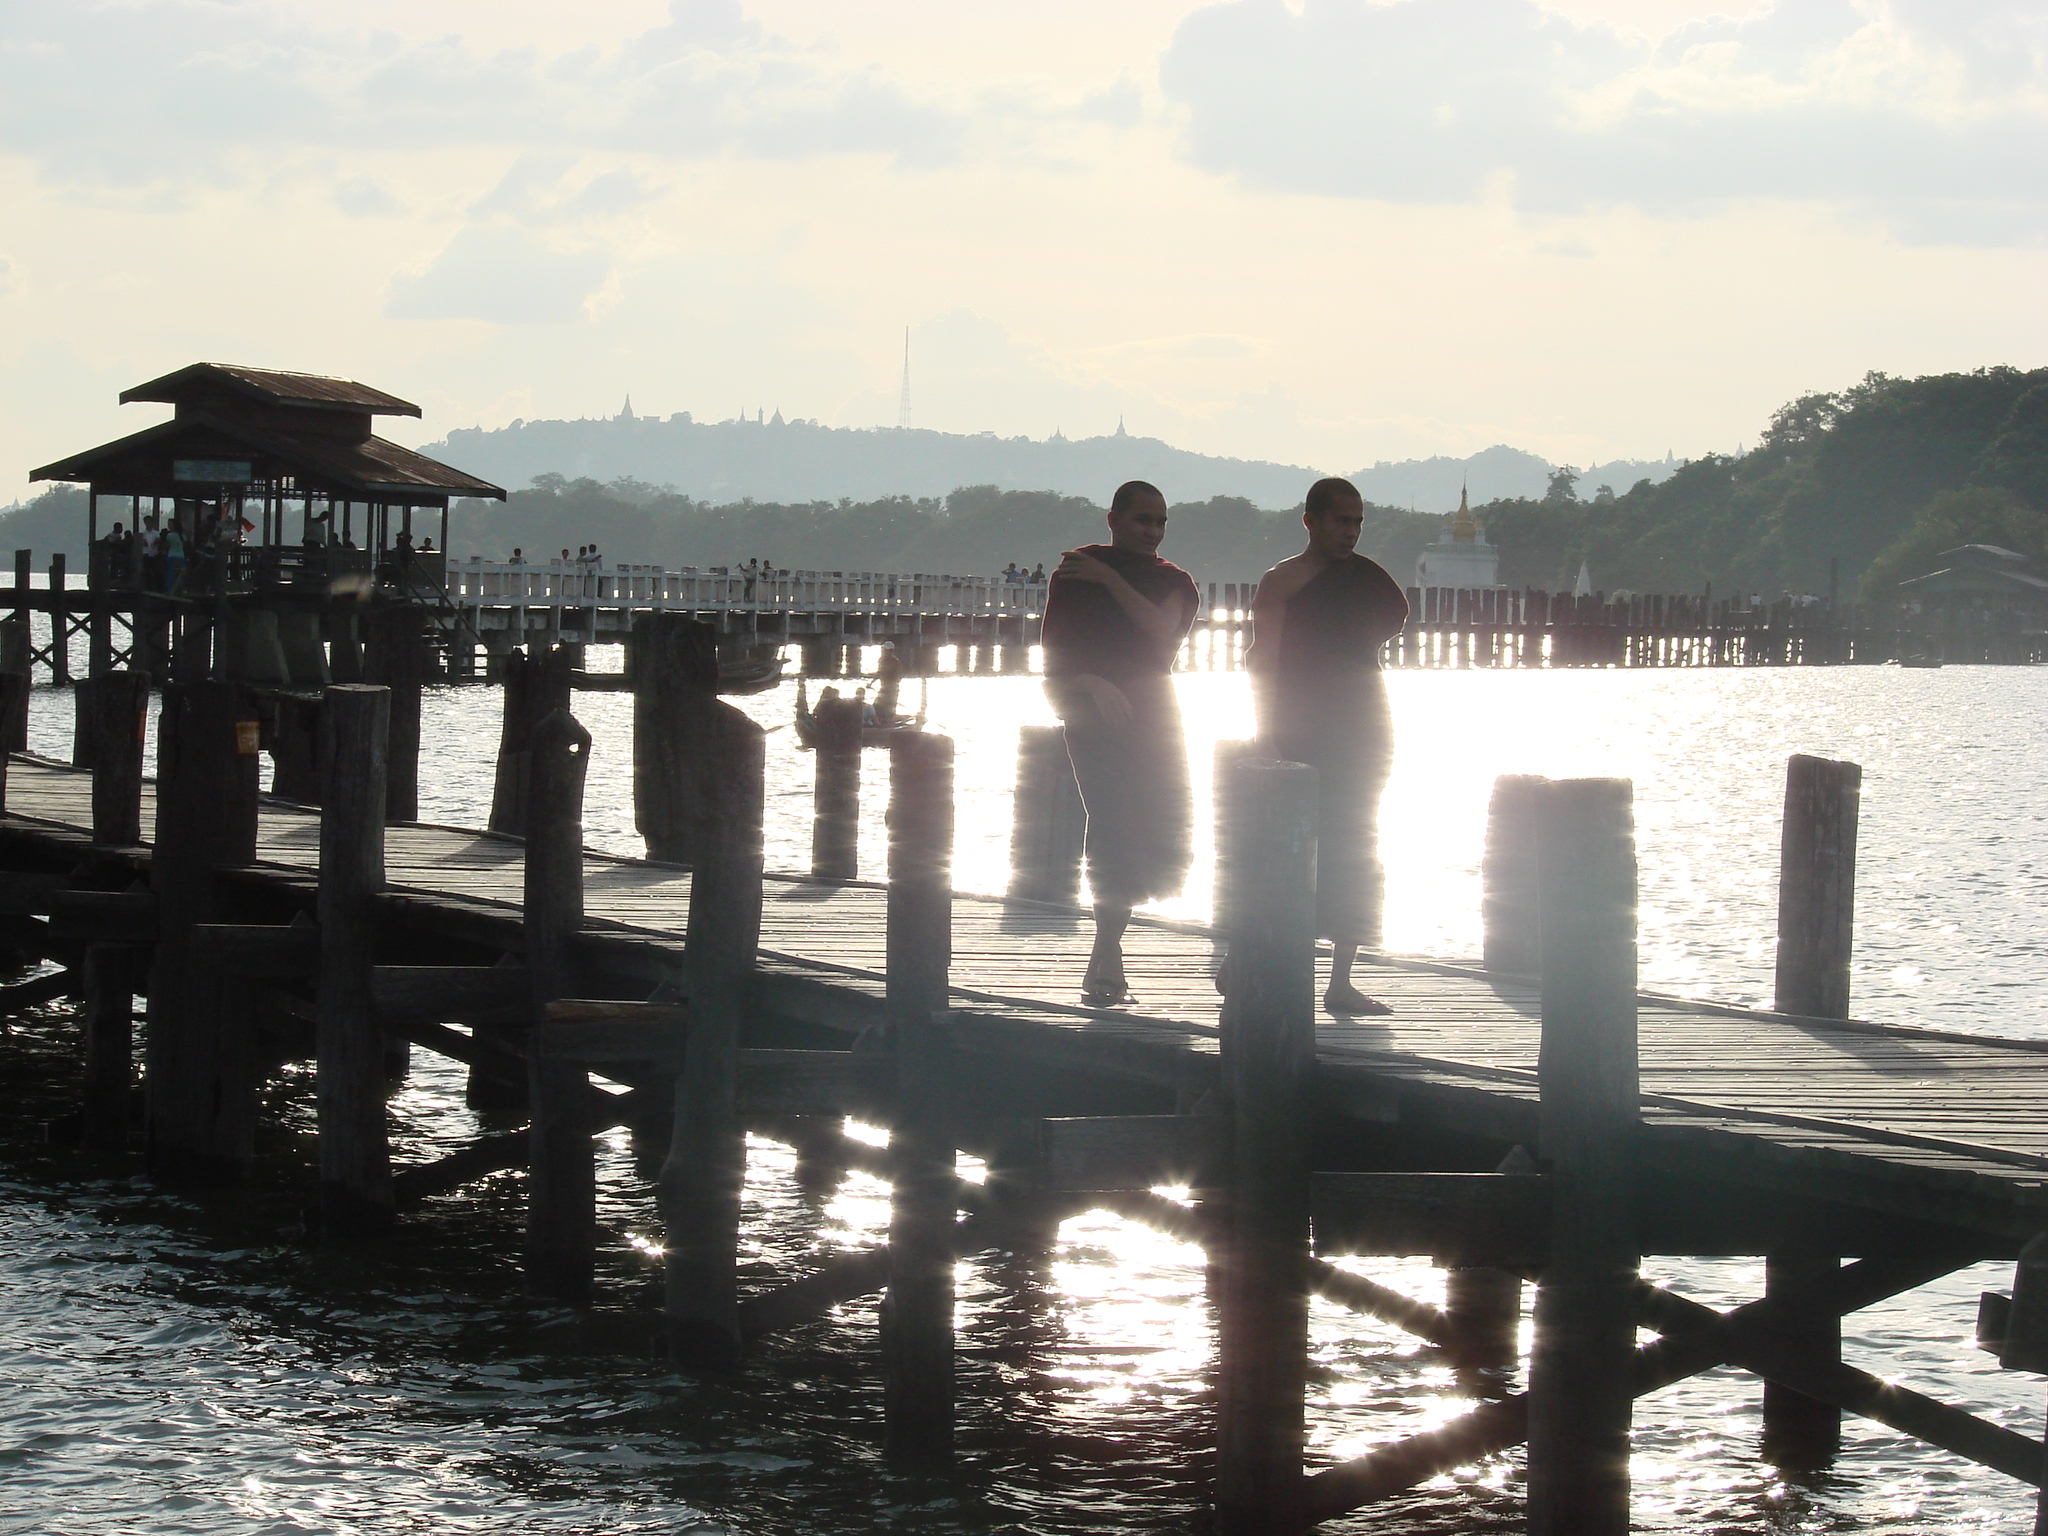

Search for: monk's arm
xmin=1092 ymin=569 xmax=1193 ymax=647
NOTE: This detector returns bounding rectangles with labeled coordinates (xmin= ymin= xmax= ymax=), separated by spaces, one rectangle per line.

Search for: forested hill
xmin=4 ymin=368 xmax=2039 ymax=597
xmin=421 ymin=412 xmax=1669 ymax=511
xmin=1480 ymin=367 xmax=2048 ymax=597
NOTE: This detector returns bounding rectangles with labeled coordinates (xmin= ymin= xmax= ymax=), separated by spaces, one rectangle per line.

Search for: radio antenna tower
xmin=897 ymin=326 xmax=912 ymax=430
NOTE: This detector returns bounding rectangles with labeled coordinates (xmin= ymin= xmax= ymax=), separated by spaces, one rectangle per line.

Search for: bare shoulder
xmin=1255 ymin=555 xmax=1316 ymax=603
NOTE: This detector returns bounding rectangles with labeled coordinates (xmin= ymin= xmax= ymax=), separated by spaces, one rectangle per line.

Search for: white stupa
xmin=1414 ymin=486 xmax=1500 ymax=590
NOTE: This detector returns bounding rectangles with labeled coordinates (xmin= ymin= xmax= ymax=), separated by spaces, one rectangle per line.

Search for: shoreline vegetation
xmin=6 ymin=366 xmax=2042 ymax=600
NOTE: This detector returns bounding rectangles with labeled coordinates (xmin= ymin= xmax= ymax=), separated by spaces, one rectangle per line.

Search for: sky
xmin=1 ymin=0 xmax=2043 ymax=492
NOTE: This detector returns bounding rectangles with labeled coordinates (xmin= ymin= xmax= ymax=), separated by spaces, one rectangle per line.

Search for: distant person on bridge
xmin=1246 ymin=476 xmax=1410 ymax=1015
xmin=1041 ymin=479 xmax=1199 ymax=1008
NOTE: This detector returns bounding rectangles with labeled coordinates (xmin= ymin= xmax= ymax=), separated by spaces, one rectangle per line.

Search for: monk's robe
xmin=1261 ymin=554 xmax=1410 ymax=945
xmin=1041 ymin=544 xmax=1200 ymax=907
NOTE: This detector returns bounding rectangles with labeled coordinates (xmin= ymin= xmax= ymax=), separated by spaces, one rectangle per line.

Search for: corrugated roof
xmin=120 ymin=362 xmax=421 ymax=417
xmin=31 ymin=410 xmax=504 ymax=502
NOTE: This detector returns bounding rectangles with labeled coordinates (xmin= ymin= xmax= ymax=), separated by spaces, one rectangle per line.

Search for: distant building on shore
xmin=1414 ymin=486 xmax=1500 ymax=590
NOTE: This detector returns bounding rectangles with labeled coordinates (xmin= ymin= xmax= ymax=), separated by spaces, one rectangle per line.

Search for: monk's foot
xmin=1082 ymin=983 xmax=1138 ymax=1009
xmin=1323 ymin=981 xmax=1392 ymax=1016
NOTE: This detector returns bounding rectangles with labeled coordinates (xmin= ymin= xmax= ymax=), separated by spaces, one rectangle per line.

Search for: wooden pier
xmin=5 ymin=652 xmax=2048 ymax=1532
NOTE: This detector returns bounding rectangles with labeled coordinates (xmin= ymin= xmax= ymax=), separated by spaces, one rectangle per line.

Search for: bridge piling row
xmin=7 ymin=668 xmax=2048 ymax=1532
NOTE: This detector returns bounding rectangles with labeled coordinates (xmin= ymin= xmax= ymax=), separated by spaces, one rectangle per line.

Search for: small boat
xmin=1896 ymin=654 xmax=1944 ymax=669
xmin=718 ymin=653 xmax=787 ymax=695
xmin=794 ymin=674 xmax=927 ymax=748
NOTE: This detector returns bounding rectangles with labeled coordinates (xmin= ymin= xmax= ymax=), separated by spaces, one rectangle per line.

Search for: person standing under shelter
xmin=1247 ymin=476 xmax=1410 ymax=1014
xmin=1041 ymin=480 xmax=1199 ymax=1007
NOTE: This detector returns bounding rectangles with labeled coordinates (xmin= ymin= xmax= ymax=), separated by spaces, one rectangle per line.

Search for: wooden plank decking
xmin=10 ymin=754 xmax=2048 ymax=1239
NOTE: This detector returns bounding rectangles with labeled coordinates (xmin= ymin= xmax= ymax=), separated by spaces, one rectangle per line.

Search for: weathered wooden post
xmin=1775 ymin=753 xmax=1861 ymax=1020
xmin=883 ymin=731 xmax=956 ymax=1464
xmin=0 ymin=671 xmax=28 ymax=808
xmin=47 ymin=552 xmax=70 ymax=685
xmin=1526 ymin=777 xmax=1639 ymax=1536
xmin=0 ymin=664 xmax=27 ymax=762
xmin=525 ymin=708 xmax=596 ymax=1304
xmin=811 ymin=692 xmax=864 ymax=881
xmin=1210 ymin=739 xmax=1260 ymax=940
xmin=632 ymin=613 xmax=720 ymax=862
xmin=1481 ymin=774 xmax=1549 ymax=976
xmin=80 ymin=942 xmax=141 ymax=1150
xmin=316 ymin=684 xmax=393 ymax=1236
xmin=662 ymin=700 xmax=766 ymax=1365
xmin=83 ymin=669 xmax=150 ymax=846
xmin=1991 ymin=1234 xmax=2048 ymax=1535
xmin=364 ymin=604 xmax=423 ymax=823
xmin=1007 ymin=724 xmax=1085 ymax=904
xmin=143 ymin=681 xmax=262 ymax=1184
xmin=490 ymin=647 xmax=572 ymax=835
xmin=1761 ymin=754 xmax=1860 ymax=1467
xmin=1213 ymin=756 xmax=1318 ymax=1535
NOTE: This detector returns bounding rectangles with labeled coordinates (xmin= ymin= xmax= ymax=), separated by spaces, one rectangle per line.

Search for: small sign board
xmin=172 ymin=459 xmax=253 ymax=484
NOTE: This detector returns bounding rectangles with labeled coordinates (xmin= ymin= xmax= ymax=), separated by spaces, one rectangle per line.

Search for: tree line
xmin=4 ymin=366 xmax=2041 ymax=598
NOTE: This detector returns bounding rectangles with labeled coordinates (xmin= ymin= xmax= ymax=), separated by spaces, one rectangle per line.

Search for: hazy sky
xmin=3 ymin=0 xmax=2043 ymax=493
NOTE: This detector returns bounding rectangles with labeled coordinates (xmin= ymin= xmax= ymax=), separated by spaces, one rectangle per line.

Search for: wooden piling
xmin=1006 ymin=723 xmax=1084 ymax=905
xmin=1210 ymin=739 xmax=1261 ymax=941
xmin=1213 ymin=757 xmax=1318 ymax=1534
xmin=662 ymin=700 xmax=766 ymax=1365
xmin=1444 ymin=1265 xmax=1523 ymax=1374
xmin=883 ymin=731 xmax=957 ymax=1464
xmin=316 ymin=684 xmax=393 ymax=1236
xmin=143 ymin=680 xmax=262 ymax=1184
xmin=363 ymin=604 xmax=424 ymax=823
xmin=1481 ymin=774 xmax=1550 ymax=976
xmin=0 ymin=671 xmax=28 ymax=806
xmin=632 ymin=613 xmax=721 ymax=863
xmin=1526 ymin=777 xmax=1639 ymax=1536
xmin=810 ymin=693 xmax=863 ymax=881
xmin=1760 ymin=1249 xmax=1842 ymax=1469
xmin=1775 ymin=754 xmax=1861 ymax=1020
xmin=524 ymin=708 xmax=596 ymax=1305
xmin=489 ymin=647 xmax=572 ymax=835
xmin=83 ymin=670 xmax=149 ymax=845
xmin=80 ymin=942 xmax=139 ymax=1150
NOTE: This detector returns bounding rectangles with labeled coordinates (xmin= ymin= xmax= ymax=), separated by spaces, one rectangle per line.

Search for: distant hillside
xmin=422 ymin=411 xmax=1674 ymax=513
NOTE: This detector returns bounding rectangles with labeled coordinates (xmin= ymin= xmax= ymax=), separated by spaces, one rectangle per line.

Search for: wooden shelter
xmin=31 ymin=362 xmax=504 ymax=597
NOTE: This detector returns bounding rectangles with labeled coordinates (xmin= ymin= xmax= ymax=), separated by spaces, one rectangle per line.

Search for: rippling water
xmin=6 ymin=665 xmax=2048 ymax=1533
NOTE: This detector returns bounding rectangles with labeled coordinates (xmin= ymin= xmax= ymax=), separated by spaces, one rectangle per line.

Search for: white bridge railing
xmin=449 ymin=560 xmax=1047 ymax=617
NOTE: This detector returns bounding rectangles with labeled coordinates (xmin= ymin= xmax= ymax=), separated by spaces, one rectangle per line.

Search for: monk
xmin=1041 ymin=480 xmax=1200 ymax=1007
xmin=1248 ymin=477 xmax=1410 ymax=1014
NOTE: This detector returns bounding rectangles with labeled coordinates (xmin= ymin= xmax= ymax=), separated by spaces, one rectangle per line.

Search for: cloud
xmin=1158 ymin=0 xmax=2048 ymax=245
xmin=0 ymin=0 xmax=969 ymax=190
xmin=385 ymin=226 xmax=611 ymax=324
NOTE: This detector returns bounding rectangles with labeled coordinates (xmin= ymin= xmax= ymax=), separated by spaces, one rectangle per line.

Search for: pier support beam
xmin=810 ymin=692 xmax=863 ymax=881
xmin=81 ymin=669 xmax=149 ymax=846
xmin=1481 ymin=774 xmax=1549 ymax=977
xmin=144 ymin=680 xmax=261 ymax=1184
xmin=1526 ymin=777 xmax=1639 ymax=1536
xmin=631 ymin=614 xmax=719 ymax=863
xmin=80 ymin=942 xmax=141 ymax=1150
xmin=316 ymin=684 xmax=393 ymax=1236
xmin=883 ymin=731 xmax=957 ymax=1464
xmin=364 ymin=605 xmax=423 ymax=824
xmin=490 ymin=647 xmax=572 ymax=835
xmin=1007 ymin=724 xmax=1084 ymax=905
xmin=661 ymin=701 xmax=765 ymax=1364
xmin=1213 ymin=757 xmax=1318 ymax=1535
xmin=1775 ymin=754 xmax=1861 ymax=1020
xmin=524 ymin=708 xmax=596 ymax=1305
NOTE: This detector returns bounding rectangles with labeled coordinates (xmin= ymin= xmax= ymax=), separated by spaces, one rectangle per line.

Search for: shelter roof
xmin=120 ymin=362 xmax=421 ymax=417
xmin=30 ymin=408 xmax=504 ymax=505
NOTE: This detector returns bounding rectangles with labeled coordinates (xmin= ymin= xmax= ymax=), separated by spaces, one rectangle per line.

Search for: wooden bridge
xmin=4 ymin=634 xmax=2048 ymax=1534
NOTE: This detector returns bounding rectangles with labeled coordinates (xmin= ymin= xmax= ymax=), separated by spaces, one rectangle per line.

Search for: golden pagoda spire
xmin=1450 ymin=480 xmax=1477 ymax=543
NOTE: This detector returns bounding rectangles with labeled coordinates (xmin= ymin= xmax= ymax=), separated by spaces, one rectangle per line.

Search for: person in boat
xmin=1041 ymin=480 xmax=1199 ymax=1007
xmin=1246 ymin=477 xmax=1410 ymax=1015
xmin=874 ymin=642 xmax=903 ymax=724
